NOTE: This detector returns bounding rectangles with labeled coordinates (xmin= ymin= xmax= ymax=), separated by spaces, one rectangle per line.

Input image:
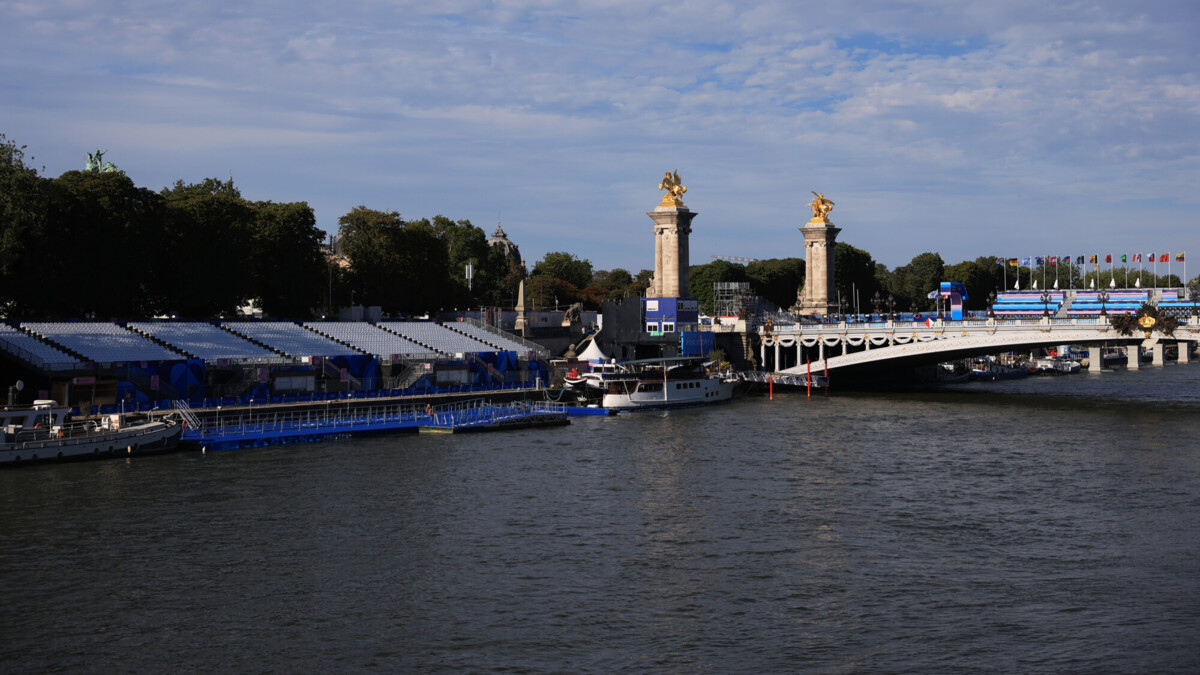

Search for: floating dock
xmin=178 ymin=399 xmax=569 ymax=451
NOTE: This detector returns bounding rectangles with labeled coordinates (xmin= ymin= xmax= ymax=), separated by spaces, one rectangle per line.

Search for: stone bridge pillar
xmin=647 ymin=205 xmax=696 ymax=298
xmin=795 ymin=215 xmax=841 ymax=315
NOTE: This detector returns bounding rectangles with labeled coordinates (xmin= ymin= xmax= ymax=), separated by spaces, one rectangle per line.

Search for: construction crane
xmin=710 ymin=255 xmax=761 ymax=264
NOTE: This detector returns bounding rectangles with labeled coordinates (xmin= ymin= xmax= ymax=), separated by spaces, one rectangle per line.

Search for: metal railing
xmin=457 ymin=317 xmax=549 ymax=358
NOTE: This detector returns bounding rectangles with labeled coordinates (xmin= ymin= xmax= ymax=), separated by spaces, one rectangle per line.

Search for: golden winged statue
xmin=658 ymin=170 xmax=687 ymax=206
xmin=807 ymin=191 xmax=834 ymax=221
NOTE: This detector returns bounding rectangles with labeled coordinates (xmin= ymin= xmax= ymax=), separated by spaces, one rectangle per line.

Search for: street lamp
xmin=872 ymin=291 xmax=882 ymax=318
xmin=1098 ymin=289 xmax=1110 ymax=317
xmin=838 ymin=298 xmax=847 ymax=322
xmin=988 ymin=290 xmax=997 ymax=319
xmin=1190 ymin=288 xmax=1198 ymax=318
xmin=1041 ymin=289 xmax=1051 ymax=317
xmin=887 ymin=294 xmax=896 ymax=322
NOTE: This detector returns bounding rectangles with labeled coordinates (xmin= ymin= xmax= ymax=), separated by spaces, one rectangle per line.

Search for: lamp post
xmin=988 ymin=290 xmax=997 ymax=319
xmin=1041 ymin=289 xmax=1051 ymax=317
xmin=838 ymin=298 xmax=847 ymax=322
xmin=1098 ymin=289 xmax=1110 ymax=316
xmin=872 ymin=290 xmax=882 ymax=319
xmin=1190 ymin=288 xmax=1198 ymax=318
xmin=887 ymin=295 xmax=896 ymax=322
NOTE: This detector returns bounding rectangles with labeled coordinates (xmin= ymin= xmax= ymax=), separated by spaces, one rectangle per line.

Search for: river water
xmin=3 ymin=365 xmax=1199 ymax=673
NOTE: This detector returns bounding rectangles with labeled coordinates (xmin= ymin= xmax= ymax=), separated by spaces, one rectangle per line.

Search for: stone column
xmin=1179 ymin=341 xmax=1190 ymax=364
xmin=795 ymin=217 xmax=842 ymax=315
xmin=1089 ymin=346 xmax=1102 ymax=372
xmin=1128 ymin=346 xmax=1140 ymax=370
xmin=647 ymin=205 xmax=697 ymax=298
xmin=1152 ymin=343 xmax=1164 ymax=366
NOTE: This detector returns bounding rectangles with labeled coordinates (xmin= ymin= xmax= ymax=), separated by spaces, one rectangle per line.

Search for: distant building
xmin=488 ymin=224 xmax=520 ymax=261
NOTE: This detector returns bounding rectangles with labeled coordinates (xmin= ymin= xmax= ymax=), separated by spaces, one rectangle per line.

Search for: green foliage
xmin=883 ymin=251 xmax=944 ymax=311
xmin=944 ymin=259 xmax=993 ymax=310
xmin=745 ymin=258 xmax=805 ymax=310
xmin=249 ymin=201 xmax=325 ymax=317
xmin=688 ymin=259 xmax=747 ymax=314
xmin=532 ymin=251 xmax=593 ymax=289
xmin=0 ymin=135 xmax=47 ymax=317
xmin=833 ymin=243 xmax=877 ymax=310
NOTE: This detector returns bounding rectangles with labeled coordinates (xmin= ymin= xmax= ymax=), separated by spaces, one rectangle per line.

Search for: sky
xmin=2 ymin=1 xmax=1198 ymax=276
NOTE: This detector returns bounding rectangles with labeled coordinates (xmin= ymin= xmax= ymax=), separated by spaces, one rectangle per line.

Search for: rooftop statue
xmin=808 ymin=191 xmax=834 ymax=222
xmin=85 ymin=149 xmax=123 ymax=174
xmin=658 ymin=170 xmax=687 ymax=206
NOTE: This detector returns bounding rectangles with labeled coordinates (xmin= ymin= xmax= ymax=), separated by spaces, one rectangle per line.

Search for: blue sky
xmin=3 ymin=1 xmax=1197 ymax=274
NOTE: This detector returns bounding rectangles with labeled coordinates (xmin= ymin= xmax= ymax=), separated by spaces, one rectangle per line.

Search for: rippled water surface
xmin=3 ymin=365 xmax=1200 ymax=672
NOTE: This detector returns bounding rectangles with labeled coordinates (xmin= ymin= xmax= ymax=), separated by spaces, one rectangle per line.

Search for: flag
xmin=1134 ymin=253 xmax=1142 ymax=262
xmin=995 ymin=257 xmax=1003 ymax=266
xmin=1159 ymin=253 xmax=1169 ymax=262
xmin=1036 ymin=256 xmax=1044 ymax=265
xmin=1121 ymin=254 xmax=1127 ymax=263
xmin=1021 ymin=257 xmax=1031 ymax=266
xmin=1149 ymin=252 xmax=1156 ymax=261
xmin=924 ymin=317 xmax=933 ymax=327
xmin=1049 ymin=256 xmax=1058 ymax=265
xmin=1105 ymin=254 xmax=1112 ymax=263
xmin=1076 ymin=256 xmax=1084 ymax=264
xmin=1008 ymin=258 xmax=1019 ymax=266
xmin=1062 ymin=255 xmax=1071 ymax=265
xmin=1177 ymin=252 xmax=1186 ymax=262
xmin=1089 ymin=255 xmax=1097 ymax=264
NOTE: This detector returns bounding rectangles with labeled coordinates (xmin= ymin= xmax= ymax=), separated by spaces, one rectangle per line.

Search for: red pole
xmin=824 ymin=358 xmax=828 ymax=397
xmin=769 ymin=375 xmax=773 ymax=400
xmin=807 ymin=360 xmax=811 ymax=398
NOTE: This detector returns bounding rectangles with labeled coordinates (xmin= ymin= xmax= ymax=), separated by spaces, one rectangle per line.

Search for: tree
xmin=249 ymin=201 xmax=325 ymax=317
xmin=337 ymin=207 xmax=451 ymax=315
xmin=160 ymin=178 xmax=254 ymax=316
xmin=944 ymin=259 xmax=993 ymax=310
xmin=532 ymin=252 xmax=593 ymax=289
xmin=887 ymin=252 xmax=944 ymax=311
xmin=0 ymin=134 xmax=47 ymax=317
xmin=832 ymin=243 xmax=878 ymax=313
xmin=745 ymin=258 xmax=805 ymax=310
xmin=688 ymin=260 xmax=747 ymax=314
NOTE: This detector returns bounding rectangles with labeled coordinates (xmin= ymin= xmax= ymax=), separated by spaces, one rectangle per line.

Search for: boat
xmin=1 ymin=400 xmax=182 ymax=465
xmin=1031 ymin=357 xmax=1081 ymax=374
xmin=598 ymin=357 xmax=737 ymax=410
xmin=969 ymin=357 xmax=1030 ymax=381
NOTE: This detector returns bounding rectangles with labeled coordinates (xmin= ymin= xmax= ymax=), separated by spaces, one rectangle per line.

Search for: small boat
xmin=1031 ymin=357 xmax=1081 ymax=374
xmin=599 ymin=357 xmax=737 ymax=410
xmin=1 ymin=400 xmax=182 ymax=465
xmin=969 ymin=357 xmax=1030 ymax=381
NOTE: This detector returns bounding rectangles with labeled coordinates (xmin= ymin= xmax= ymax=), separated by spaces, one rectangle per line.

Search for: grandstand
xmin=991 ymin=291 xmax=1065 ymax=317
xmin=1067 ymin=291 xmax=1148 ymax=316
xmin=21 ymin=322 xmax=182 ymax=363
xmin=305 ymin=322 xmax=439 ymax=360
xmin=446 ymin=321 xmax=536 ymax=353
xmin=222 ymin=321 xmax=362 ymax=359
xmin=379 ymin=321 xmax=498 ymax=356
xmin=128 ymin=321 xmax=286 ymax=363
xmin=0 ymin=324 xmax=83 ymax=371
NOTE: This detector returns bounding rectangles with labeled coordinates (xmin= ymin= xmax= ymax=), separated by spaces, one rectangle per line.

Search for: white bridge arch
xmin=763 ymin=317 xmax=1200 ymax=379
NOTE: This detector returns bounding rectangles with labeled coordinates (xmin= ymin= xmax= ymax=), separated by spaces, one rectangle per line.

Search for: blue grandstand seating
xmin=128 ymin=321 xmax=284 ymax=363
xmin=304 ymin=322 xmax=438 ymax=360
xmin=222 ymin=321 xmax=360 ymax=358
xmin=379 ymin=321 xmax=499 ymax=355
xmin=0 ymin=324 xmax=83 ymax=370
xmin=21 ymin=322 xmax=181 ymax=363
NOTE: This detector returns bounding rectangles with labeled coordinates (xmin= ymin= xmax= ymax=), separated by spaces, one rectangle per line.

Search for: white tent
xmin=577 ymin=338 xmax=610 ymax=363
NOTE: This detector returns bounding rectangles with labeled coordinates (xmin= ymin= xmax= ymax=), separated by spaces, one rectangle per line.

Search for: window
xmin=662 ymin=322 xmax=675 ymax=333
xmin=646 ymin=322 xmax=658 ymax=332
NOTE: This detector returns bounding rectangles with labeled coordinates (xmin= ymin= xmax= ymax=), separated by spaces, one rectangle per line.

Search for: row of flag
xmin=997 ymin=253 xmax=1185 ymax=267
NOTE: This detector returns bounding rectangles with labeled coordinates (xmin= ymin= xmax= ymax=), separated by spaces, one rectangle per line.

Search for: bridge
xmin=760 ymin=316 xmax=1200 ymax=383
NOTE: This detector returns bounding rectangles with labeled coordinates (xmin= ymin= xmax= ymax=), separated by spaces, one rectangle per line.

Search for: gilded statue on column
xmin=658 ymin=170 xmax=687 ymax=207
xmin=808 ymin=191 xmax=834 ymax=222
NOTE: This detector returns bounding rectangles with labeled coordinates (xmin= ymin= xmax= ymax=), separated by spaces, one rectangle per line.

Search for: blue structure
xmin=938 ymin=282 xmax=969 ymax=321
xmin=642 ymin=297 xmax=700 ymax=334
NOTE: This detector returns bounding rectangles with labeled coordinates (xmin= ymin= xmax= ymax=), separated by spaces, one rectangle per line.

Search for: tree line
xmin=5 ymin=134 xmax=1192 ymax=320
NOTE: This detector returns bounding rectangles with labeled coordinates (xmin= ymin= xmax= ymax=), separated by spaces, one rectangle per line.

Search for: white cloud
xmin=1 ymin=0 xmax=1196 ymax=271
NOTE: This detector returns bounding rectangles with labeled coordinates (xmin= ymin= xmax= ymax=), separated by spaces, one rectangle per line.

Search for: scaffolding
xmin=713 ymin=282 xmax=794 ymax=322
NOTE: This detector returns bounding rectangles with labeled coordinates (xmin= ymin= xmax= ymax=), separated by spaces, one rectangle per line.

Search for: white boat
xmin=599 ymin=358 xmax=737 ymax=410
xmin=1 ymin=400 xmax=182 ymax=465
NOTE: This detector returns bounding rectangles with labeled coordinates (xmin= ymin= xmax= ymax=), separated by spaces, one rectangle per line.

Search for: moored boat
xmin=599 ymin=357 xmax=736 ymax=410
xmin=1 ymin=400 xmax=182 ymax=466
